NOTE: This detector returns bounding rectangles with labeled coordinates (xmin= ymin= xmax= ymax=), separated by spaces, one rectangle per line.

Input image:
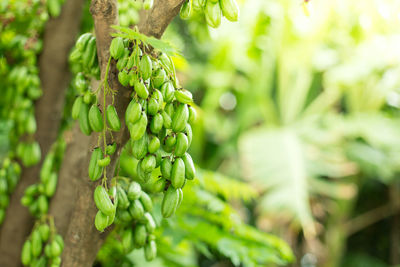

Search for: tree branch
xmin=0 ymin=0 xmax=85 ymax=265
xmin=58 ymin=0 xmax=184 ymax=265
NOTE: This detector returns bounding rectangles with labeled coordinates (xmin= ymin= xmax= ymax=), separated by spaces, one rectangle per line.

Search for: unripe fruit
xmin=139 ymin=192 xmax=153 ymax=212
xmin=205 ymin=0 xmax=222 ymax=28
xmin=182 ymin=153 xmax=195 ymax=180
xmin=174 ymin=133 xmax=188 ymax=157
xmin=150 ymin=113 xmax=163 ymax=134
xmin=161 ymin=186 xmax=179 ymax=218
xmin=134 ymin=80 xmax=149 ymax=99
xmin=79 ymin=103 xmax=92 ymax=136
xmin=171 ymin=158 xmax=185 ymax=188
xmin=161 ymin=82 xmax=175 ymax=103
xmin=128 ymin=182 xmax=142 ymax=201
xmin=133 ymin=224 xmax=147 ymax=247
xmin=180 ymin=0 xmax=192 ymax=20
xmin=95 ymin=210 xmax=109 ymax=232
xmin=175 ymin=89 xmax=193 ymax=104
xmin=88 ymin=104 xmax=104 ymax=132
xmin=188 ymin=106 xmax=197 ymax=124
xmin=145 ymin=240 xmax=157 ymax=261
xmin=220 ymin=0 xmax=240 ymax=22
xmin=110 ymin=37 xmax=125 ymax=59
xmin=72 ymin=96 xmax=83 ymax=120
xmin=148 ymin=136 xmax=160 ymax=154
xmin=94 ymin=186 xmax=115 ymax=216
xmin=106 ymin=105 xmax=121 ymax=131
xmin=172 ymin=104 xmax=189 ymax=132
xmin=129 ymin=112 xmax=147 ymax=141
xmin=140 ymin=54 xmax=152 ymax=80
xmin=152 ymin=68 xmax=167 ymax=88
xmin=125 ymin=100 xmax=141 ymax=124
xmin=161 ymin=158 xmax=172 ymax=180
xmin=132 ymin=133 xmax=148 ymax=160
xmin=141 ymin=154 xmax=156 ymax=173
xmin=129 ymin=199 xmax=144 ymax=220
xmin=89 ymin=148 xmax=103 ymax=181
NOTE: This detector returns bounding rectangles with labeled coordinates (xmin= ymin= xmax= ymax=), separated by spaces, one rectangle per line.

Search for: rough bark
xmin=0 ymin=0 xmax=85 ymax=265
xmin=58 ymin=0 xmax=184 ymax=265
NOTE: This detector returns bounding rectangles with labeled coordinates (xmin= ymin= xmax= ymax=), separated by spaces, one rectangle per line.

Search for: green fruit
xmin=147 ymin=98 xmax=159 ymax=116
xmin=129 ymin=112 xmax=147 ymax=141
xmin=26 ymin=114 xmax=37 ymax=134
xmin=83 ymin=91 xmax=94 ymax=104
xmin=188 ymin=106 xmax=197 ymax=124
xmin=185 ymin=123 xmax=193 ymax=146
xmin=177 ymin=188 xmax=183 ymax=208
xmin=141 ymin=155 xmax=156 ymax=173
xmin=125 ymin=100 xmax=142 ymax=124
xmin=171 ymin=158 xmax=185 ymax=188
xmin=95 ymin=210 xmax=109 ymax=232
xmin=117 ymin=186 xmax=129 ymax=209
xmin=106 ymin=105 xmax=121 ymax=131
xmin=165 ymin=102 xmax=175 ymax=118
xmin=38 ymin=195 xmax=48 ymax=214
xmin=118 ymin=70 xmax=130 ymax=86
xmin=175 ymin=89 xmax=193 ymax=104
xmin=159 ymin=53 xmax=174 ymax=75
xmin=152 ymin=179 xmax=166 ymax=193
xmin=89 ymin=148 xmax=103 ymax=181
xmin=172 ymin=104 xmax=189 ymax=132
xmin=132 ymin=133 xmax=148 ymax=160
xmin=139 ymin=192 xmax=153 ymax=212
xmin=21 ymin=195 xmax=33 ymax=206
xmin=31 ymin=230 xmax=42 ymax=257
xmin=155 ymin=150 xmax=162 ymax=168
xmin=129 ymin=199 xmax=144 ymax=220
xmin=75 ymin=73 xmax=87 ymax=92
xmin=134 ymin=80 xmax=149 ymax=99
xmin=0 ymin=194 xmax=9 ymax=209
xmin=180 ymin=0 xmax=192 ymax=19
xmin=161 ymin=186 xmax=179 ymax=218
xmin=55 ymin=235 xmax=64 ymax=250
xmin=220 ymin=0 xmax=239 ymax=22
xmin=88 ymin=104 xmax=104 ymax=132
xmin=140 ymin=54 xmax=152 ymax=80
xmin=205 ymin=0 xmax=222 ymax=28
xmin=110 ymin=37 xmax=125 ymax=59
xmin=127 ymin=182 xmax=142 ymax=201
xmin=97 ymin=156 xmax=110 ymax=167
xmin=116 ymin=52 xmax=129 ymax=71
xmin=145 ymin=240 xmax=157 ymax=261
xmin=161 ymin=158 xmax=172 ymax=180
xmin=21 ymin=240 xmax=32 ymax=265
xmin=118 ymin=210 xmax=133 ymax=222
xmin=137 ymin=163 xmax=151 ymax=182
xmin=38 ymin=224 xmax=50 ymax=242
xmin=83 ymin=37 xmax=97 ymax=69
xmin=174 ymin=133 xmax=188 ymax=157
xmin=161 ymin=111 xmax=172 ymax=129
xmin=79 ymin=103 xmax=92 ymax=136
xmin=94 ymin=186 xmax=115 ymax=216
xmin=76 ymin=33 xmax=92 ymax=52
xmin=0 ymin=178 xmax=7 ymax=194
xmin=144 ymin=212 xmax=156 ymax=233
xmin=45 ymin=243 xmax=52 ymax=257
xmin=148 ymin=136 xmax=160 ymax=154
xmin=133 ymin=224 xmax=147 ymax=247
xmin=106 ymin=143 xmax=117 ymax=155
xmin=153 ymin=89 xmax=164 ymax=110
xmin=50 ymin=240 xmax=62 ymax=257
xmin=152 ymin=69 xmax=167 ymax=88
xmin=122 ymin=229 xmax=133 ymax=252
xmin=182 ymin=153 xmax=195 ymax=180
xmin=150 ymin=113 xmax=163 ymax=134
xmin=40 ymin=153 xmax=54 ymax=183
xmin=161 ymin=82 xmax=175 ymax=103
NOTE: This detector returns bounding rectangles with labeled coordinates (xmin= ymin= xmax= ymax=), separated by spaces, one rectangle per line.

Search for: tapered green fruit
xmin=118 ymin=70 xmax=130 ymax=86
xmin=122 ymin=229 xmax=133 ymax=252
xmin=140 ymin=54 xmax=152 ymax=80
xmin=152 ymin=68 xmax=167 ymax=88
xmin=182 ymin=153 xmax=195 ymax=180
xmin=79 ymin=103 xmax=92 ymax=136
xmin=83 ymin=91 xmax=94 ymax=104
xmin=137 ymin=163 xmax=151 ymax=182
xmin=129 ymin=199 xmax=144 ymax=220
xmin=141 ymin=155 xmax=156 ymax=173
xmin=147 ymin=97 xmax=159 ymax=116
xmin=205 ymin=0 xmax=222 ymax=28
xmin=145 ymin=240 xmax=157 ymax=261
xmin=220 ymin=0 xmax=239 ymax=22
xmin=150 ymin=113 xmax=163 ymax=134
xmin=72 ymin=96 xmax=83 ymax=120
xmin=161 ymin=82 xmax=175 ymax=103
xmin=165 ymin=102 xmax=175 ymax=117
xmin=134 ymin=80 xmax=149 ymax=99
xmin=50 ymin=240 xmax=62 ymax=257
xmin=171 ymin=158 xmax=185 ymax=188
xmin=172 ymin=104 xmax=189 ymax=132
xmin=161 ymin=110 xmax=172 ymax=129
xmin=76 ymin=33 xmax=92 ymax=52
xmin=128 ymin=181 xmax=142 ymax=201
xmin=174 ymin=133 xmax=188 ymax=157
xmin=185 ymin=123 xmax=193 ymax=146
xmin=180 ymin=0 xmax=192 ymax=20
xmin=148 ymin=136 xmax=160 ymax=154
xmin=21 ymin=240 xmax=32 ymax=265
xmin=161 ymin=186 xmax=179 ymax=218
xmin=144 ymin=212 xmax=156 ymax=233
xmin=125 ymin=100 xmax=142 ymax=124
xmin=161 ymin=158 xmax=172 ymax=180
xmin=132 ymin=133 xmax=148 ymax=160
xmin=163 ymin=135 xmax=176 ymax=153
xmin=175 ymin=89 xmax=193 ymax=104
xmin=38 ymin=224 xmax=50 ymax=242
xmin=117 ymin=186 xmax=130 ymax=209
xmin=97 ymin=156 xmax=110 ymax=167
xmin=177 ymin=188 xmax=183 ymax=208
xmin=88 ymin=104 xmax=104 ymax=132
xmin=110 ymin=37 xmax=125 ymax=59
xmin=89 ymin=148 xmax=103 ymax=181
xmin=106 ymin=143 xmax=117 ymax=155
xmin=153 ymin=89 xmax=164 ymax=110
xmin=159 ymin=53 xmax=174 ymax=75
xmin=188 ymin=106 xmax=197 ymax=124
xmin=129 ymin=112 xmax=147 ymax=141
xmin=133 ymin=224 xmax=147 ymax=247
xmin=152 ymin=178 xmax=166 ymax=193
xmin=95 ymin=210 xmax=109 ymax=232
xmin=38 ymin=195 xmax=48 ymax=214
xmin=31 ymin=230 xmax=42 ymax=257
xmin=139 ymin=192 xmax=153 ymax=212
xmin=94 ymin=186 xmax=115 ymax=216
xmin=106 ymin=105 xmax=121 ymax=131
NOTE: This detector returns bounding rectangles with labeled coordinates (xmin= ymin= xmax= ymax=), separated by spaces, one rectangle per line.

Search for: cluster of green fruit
xmin=180 ymin=0 xmax=239 ymax=27
xmin=0 ymin=159 xmax=21 ymax=224
xmin=69 ymin=32 xmax=100 ymax=79
xmin=110 ymin=36 xmax=196 ymax=218
xmin=21 ymin=220 xmax=64 ymax=267
xmin=95 ymin=179 xmax=157 ymax=260
xmin=21 ymin=140 xmax=65 ymax=217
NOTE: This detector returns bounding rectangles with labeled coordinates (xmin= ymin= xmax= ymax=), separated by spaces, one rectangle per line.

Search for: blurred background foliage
xmin=138 ymin=0 xmax=400 ymax=266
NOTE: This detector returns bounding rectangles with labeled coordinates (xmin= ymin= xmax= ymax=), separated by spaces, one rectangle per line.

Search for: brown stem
xmin=58 ymin=0 xmax=184 ymax=266
xmin=0 ymin=0 xmax=85 ymax=265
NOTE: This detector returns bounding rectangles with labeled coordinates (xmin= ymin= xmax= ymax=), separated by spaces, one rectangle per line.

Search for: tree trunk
xmin=0 ymin=0 xmax=85 ymax=265
xmin=55 ymin=0 xmax=184 ymax=265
